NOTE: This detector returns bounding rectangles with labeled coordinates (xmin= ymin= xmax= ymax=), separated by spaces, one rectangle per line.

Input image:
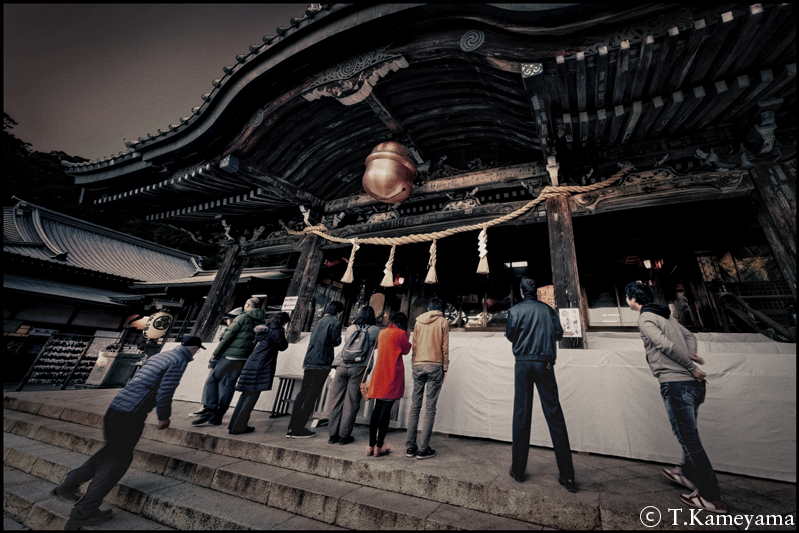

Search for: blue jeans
xmin=202 ymin=357 xmax=245 ymax=411
xmin=512 ymin=360 xmax=574 ymax=480
xmin=660 ymin=380 xmax=721 ymax=501
xmin=405 ymin=364 xmax=444 ymax=451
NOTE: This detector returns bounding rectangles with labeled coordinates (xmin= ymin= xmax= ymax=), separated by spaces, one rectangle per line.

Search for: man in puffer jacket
xmin=194 ymin=298 xmax=266 ymax=425
xmin=404 ymin=297 xmax=449 ymax=460
xmin=625 ymin=282 xmax=727 ymax=515
xmin=54 ymin=336 xmax=203 ymax=530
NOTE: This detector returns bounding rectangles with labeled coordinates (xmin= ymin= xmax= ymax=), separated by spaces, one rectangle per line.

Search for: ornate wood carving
xmin=302 ymin=46 xmax=409 ymax=106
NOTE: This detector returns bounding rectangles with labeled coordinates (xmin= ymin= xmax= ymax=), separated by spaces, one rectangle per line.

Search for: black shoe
xmin=291 ymin=428 xmax=316 ymax=439
xmin=211 ymin=407 xmax=225 ymax=425
xmin=509 ymin=468 xmax=524 ymax=483
xmin=328 ymin=434 xmax=341 ymax=444
xmin=50 ymin=485 xmax=79 ymax=502
xmin=64 ymin=508 xmax=114 ymax=530
xmin=405 ymin=446 xmax=418 ymax=458
xmin=229 ymin=426 xmax=255 ymax=435
xmin=191 ymin=407 xmax=212 ymax=416
xmin=416 ymin=447 xmax=436 ymax=459
xmin=192 ymin=409 xmax=216 ymax=425
xmin=286 ymin=429 xmax=293 ymax=438
xmin=339 ymin=436 xmax=355 ymax=445
xmin=558 ymin=477 xmax=578 ymax=493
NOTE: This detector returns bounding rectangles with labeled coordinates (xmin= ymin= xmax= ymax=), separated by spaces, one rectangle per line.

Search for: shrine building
xmin=63 ymin=3 xmax=797 ymax=345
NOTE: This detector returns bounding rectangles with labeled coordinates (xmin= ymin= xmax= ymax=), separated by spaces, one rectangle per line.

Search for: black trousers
xmin=511 ymin=360 xmax=575 ymax=480
xmin=228 ymin=390 xmax=261 ymax=433
xmin=61 ymin=408 xmax=145 ymax=523
xmin=287 ymin=368 xmax=329 ymax=432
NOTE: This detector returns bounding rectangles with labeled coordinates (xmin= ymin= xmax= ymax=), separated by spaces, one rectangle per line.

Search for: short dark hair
xmin=272 ymin=312 xmax=290 ymax=326
xmin=388 ymin=312 xmax=408 ymax=331
xmin=353 ymin=305 xmax=377 ymax=326
xmin=625 ymin=282 xmax=653 ymax=305
xmin=520 ymin=277 xmax=537 ymax=296
xmin=428 ymin=297 xmax=444 ymax=311
xmin=325 ymin=301 xmax=344 ymax=315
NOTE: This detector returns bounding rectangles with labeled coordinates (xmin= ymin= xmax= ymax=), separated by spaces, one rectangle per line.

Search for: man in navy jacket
xmin=505 ymin=277 xmax=577 ymax=492
xmin=53 ymin=336 xmax=203 ymax=530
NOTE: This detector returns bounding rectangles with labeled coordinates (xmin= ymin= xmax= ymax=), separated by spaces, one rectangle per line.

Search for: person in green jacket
xmin=194 ymin=298 xmax=266 ymax=425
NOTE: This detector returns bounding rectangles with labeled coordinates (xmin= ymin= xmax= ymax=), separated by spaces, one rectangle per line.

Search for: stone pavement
xmin=4 ymin=389 xmax=796 ymax=530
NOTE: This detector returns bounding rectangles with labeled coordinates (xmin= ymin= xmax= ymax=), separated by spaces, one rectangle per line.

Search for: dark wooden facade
xmin=64 ymin=4 xmax=797 ymax=342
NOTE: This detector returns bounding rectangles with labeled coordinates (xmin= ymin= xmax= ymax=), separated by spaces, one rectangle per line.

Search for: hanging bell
xmin=362 ymin=142 xmax=417 ymax=203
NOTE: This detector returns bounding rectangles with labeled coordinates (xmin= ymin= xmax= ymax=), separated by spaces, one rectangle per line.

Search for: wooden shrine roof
xmin=64 ymin=3 xmax=796 ymax=233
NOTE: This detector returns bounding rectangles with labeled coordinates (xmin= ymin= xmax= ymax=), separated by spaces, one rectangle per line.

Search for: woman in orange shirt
xmin=365 ymin=312 xmax=411 ymax=457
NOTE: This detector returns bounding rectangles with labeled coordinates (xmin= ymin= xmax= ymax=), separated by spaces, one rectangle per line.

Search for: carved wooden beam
xmin=221 ymin=155 xmax=324 ymax=209
xmin=364 ymin=93 xmax=426 ymax=164
xmin=323 ymin=161 xmax=547 ymax=213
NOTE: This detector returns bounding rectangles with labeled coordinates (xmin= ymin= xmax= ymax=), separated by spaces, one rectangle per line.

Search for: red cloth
xmin=367 ymin=325 xmax=411 ymax=401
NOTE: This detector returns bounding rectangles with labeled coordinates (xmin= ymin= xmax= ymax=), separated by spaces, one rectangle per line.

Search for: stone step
xmin=4 ymin=395 xmax=595 ymax=529
xmin=4 ymin=391 xmax=608 ymax=529
xmin=4 ymin=465 xmax=171 ymax=530
xmin=4 ymin=411 xmax=544 ymax=530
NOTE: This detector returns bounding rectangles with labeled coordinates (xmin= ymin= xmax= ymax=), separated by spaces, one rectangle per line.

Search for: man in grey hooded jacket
xmin=625 ymin=282 xmax=727 ymax=515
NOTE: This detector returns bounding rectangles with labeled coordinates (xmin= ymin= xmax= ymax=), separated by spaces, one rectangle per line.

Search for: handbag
xmin=359 ymin=341 xmax=378 ymax=401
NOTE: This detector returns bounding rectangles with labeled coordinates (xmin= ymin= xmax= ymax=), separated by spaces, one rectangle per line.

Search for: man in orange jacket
xmin=404 ymin=297 xmax=449 ymax=459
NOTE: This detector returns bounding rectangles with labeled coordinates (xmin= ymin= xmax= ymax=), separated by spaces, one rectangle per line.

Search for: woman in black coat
xmin=228 ymin=312 xmax=290 ymax=434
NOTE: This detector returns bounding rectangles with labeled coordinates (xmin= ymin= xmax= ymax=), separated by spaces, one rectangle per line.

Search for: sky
xmin=3 ymin=4 xmax=308 ymax=160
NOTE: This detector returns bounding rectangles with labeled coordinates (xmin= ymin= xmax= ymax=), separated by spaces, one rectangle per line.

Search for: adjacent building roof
xmin=4 ymin=199 xmax=202 ymax=282
xmin=4 ymin=274 xmax=131 ymax=307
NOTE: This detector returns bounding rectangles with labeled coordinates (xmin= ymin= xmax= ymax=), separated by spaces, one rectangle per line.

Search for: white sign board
xmin=559 ymin=308 xmax=582 ymax=338
xmin=281 ymin=296 xmax=299 ymax=312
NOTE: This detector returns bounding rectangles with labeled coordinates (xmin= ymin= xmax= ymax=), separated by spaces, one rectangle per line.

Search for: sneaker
xmin=191 ymin=407 xmax=212 ymax=416
xmin=662 ymin=466 xmax=696 ymax=490
xmin=328 ymin=434 xmax=341 ymax=444
xmin=291 ymin=428 xmax=316 ymax=439
xmin=191 ymin=409 xmax=216 ymax=425
xmin=680 ymin=490 xmax=728 ymax=514
xmin=339 ymin=436 xmax=355 ymax=445
xmin=416 ymin=447 xmax=437 ymax=460
xmin=558 ymin=477 xmax=578 ymax=493
xmin=405 ymin=446 xmax=418 ymax=458
xmin=64 ymin=508 xmax=114 ymax=530
xmin=285 ymin=429 xmax=293 ymax=438
xmin=50 ymin=485 xmax=79 ymax=502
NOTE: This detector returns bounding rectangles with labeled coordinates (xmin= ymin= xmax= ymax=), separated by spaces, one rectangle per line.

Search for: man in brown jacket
xmin=405 ymin=297 xmax=449 ymax=459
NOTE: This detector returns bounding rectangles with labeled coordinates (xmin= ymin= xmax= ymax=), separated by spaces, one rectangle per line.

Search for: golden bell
xmin=362 ymin=142 xmax=417 ymax=203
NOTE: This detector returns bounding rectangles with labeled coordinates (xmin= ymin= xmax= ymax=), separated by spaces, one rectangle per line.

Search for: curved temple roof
xmin=4 ymin=200 xmax=202 ymax=282
xmin=64 ymin=3 xmax=797 ymax=226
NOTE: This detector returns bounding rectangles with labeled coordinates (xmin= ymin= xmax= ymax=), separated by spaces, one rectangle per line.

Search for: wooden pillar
xmin=191 ymin=244 xmax=246 ymax=342
xmin=547 ymin=195 xmax=586 ymax=349
xmin=285 ymin=235 xmax=325 ymax=343
xmin=749 ymin=161 xmax=797 ymax=298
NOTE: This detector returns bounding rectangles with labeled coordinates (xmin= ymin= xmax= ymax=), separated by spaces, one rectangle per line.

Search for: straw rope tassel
xmin=341 ymin=240 xmax=360 ymax=283
xmin=477 ymin=227 xmax=489 ymax=274
xmin=380 ymin=245 xmax=397 ymax=287
xmin=425 ymin=239 xmax=438 ymax=284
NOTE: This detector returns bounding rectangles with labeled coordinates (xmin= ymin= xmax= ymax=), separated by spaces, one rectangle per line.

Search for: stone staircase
xmin=4 ymin=392 xmax=572 ymax=530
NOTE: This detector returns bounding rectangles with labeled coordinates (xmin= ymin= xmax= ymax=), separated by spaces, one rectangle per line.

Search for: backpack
xmin=341 ymin=326 xmax=372 ymax=363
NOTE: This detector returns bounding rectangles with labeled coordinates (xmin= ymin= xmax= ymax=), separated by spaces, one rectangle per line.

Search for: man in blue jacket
xmin=505 ymin=278 xmax=577 ymax=492
xmin=286 ymin=301 xmax=343 ymax=438
xmin=53 ymin=336 xmax=203 ymax=530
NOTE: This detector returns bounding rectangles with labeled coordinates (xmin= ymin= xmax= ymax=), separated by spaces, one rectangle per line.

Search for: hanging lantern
xmin=142 ymin=310 xmax=174 ymax=340
xmin=362 ymin=142 xmax=417 ymax=203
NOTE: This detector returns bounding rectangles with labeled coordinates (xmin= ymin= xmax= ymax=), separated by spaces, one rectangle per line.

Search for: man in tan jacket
xmin=405 ymin=297 xmax=449 ymax=459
